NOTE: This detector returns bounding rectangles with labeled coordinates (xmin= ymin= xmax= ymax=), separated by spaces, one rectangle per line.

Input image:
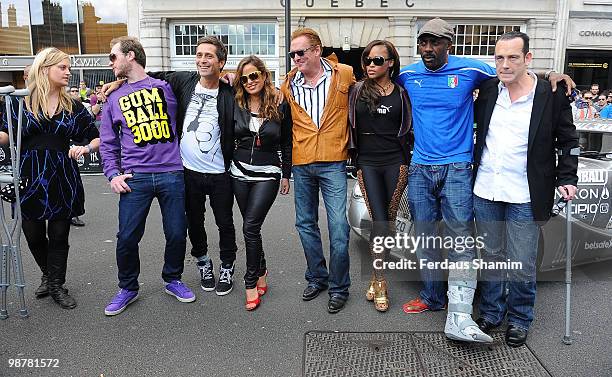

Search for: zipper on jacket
xmin=250 ymin=132 xmax=255 ymax=165
xmin=398 ymin=88 xmax=404 ymax=138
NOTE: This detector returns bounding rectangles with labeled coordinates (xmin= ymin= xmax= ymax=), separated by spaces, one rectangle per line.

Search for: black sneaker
xmin=216 ymin=262 xmax=234 ymax=296
xmin=197 ymin=259 xmax=215 ymax=292
xmin=70 ymin=217 xmax=85 ymax=227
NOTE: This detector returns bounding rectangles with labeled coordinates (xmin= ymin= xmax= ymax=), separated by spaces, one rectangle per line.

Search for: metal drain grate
xmin=303 ymin=331 xmax=552 ymax=377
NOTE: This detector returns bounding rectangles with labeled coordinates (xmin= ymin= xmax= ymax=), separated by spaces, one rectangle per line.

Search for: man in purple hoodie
xmin=100 ymin=36 xmax=196 ymax=316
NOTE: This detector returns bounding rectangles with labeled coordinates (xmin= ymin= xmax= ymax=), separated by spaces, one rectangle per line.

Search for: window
xmin=1 ymin=0 xmax=128 ymax=56
xmin=0 ymin=0 xmax=32 ymax=55
xmin=173 ymin=22 xmax=276 ymax=57
xmin=415 ymin=21 xmax=523 ymax=57
xmin=78 ymin=0 xmax=127 ymax=54
xmin=453 ymin=24 xmax=521 ymax=56
xmin=30 ymin=0 xmax=80 ymax=54
xmin=69 ymin=69 xmax=115 ymax=90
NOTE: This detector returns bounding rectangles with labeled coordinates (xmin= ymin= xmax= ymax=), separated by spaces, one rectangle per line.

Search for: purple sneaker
xmin=164 ymin=280 xmax=196 ymax=303
xmin=104 ymin=289 xmax=139 ymax=316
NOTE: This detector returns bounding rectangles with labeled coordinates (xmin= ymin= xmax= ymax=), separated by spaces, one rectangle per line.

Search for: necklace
xmin=126 ymin=76 xmax=158 ymax=121
xmin=250 ymin=112 xmax=264 ymax=147
xmin=125 ymin=75 xmax=153 ymax=94
xmin=305 ymin=64 xmax=324 ymax=86
xmin=376 ymin=80 xmax=393 ymax=95
xmin=248 ymin=98 xmax=261 ymax=114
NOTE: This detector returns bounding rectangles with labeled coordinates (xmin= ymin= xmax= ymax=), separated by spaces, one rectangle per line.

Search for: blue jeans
xmin=293 ymin=162 xmax=350 ymax=299
xmin=474 ymin=195 xmax=540 ymax=330
xmin=407 ymin=162 xmax=476 ymax=310
xmin=116 ymin=171 xmax=187 ymax=291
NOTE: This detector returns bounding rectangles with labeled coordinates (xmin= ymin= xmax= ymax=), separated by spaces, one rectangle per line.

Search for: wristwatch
xmin=109 ymin=172 xmax=121 ymax=181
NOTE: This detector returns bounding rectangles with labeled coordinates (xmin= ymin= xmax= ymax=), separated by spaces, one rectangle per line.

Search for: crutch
xmin=562 ymin=198 xmax=573 ymax=345
xmin=552 ymin=192 xmax=573 ymax=345
xmin=0 ymin=85 xmax=30 ymax=319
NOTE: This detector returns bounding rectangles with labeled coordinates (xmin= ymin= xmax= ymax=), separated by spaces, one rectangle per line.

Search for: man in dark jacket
xmin=472 ymin=31 xmax=578 ymax=347
xmin=149 ymin=36 xmax=238 ymax=296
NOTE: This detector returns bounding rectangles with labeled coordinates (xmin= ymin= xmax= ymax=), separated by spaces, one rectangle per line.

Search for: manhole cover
xmin=303 ymin=331 xmax=552 ymax=377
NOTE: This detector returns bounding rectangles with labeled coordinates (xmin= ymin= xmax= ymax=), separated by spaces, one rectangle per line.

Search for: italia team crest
xmin=447 ymin=75 xmax=459 ymax=88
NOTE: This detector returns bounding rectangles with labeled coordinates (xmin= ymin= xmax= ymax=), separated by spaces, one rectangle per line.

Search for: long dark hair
xmin=359 ymin=40 xmax=401 ymax=114
xmin=233 ymin=55 xmax=282 ymax=123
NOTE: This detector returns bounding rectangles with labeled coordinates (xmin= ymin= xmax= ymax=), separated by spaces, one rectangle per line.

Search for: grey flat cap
xmin=418 ymin=18 xmax=455 ymax=40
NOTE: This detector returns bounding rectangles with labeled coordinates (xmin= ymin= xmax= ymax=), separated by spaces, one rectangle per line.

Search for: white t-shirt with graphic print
xmin=180 ymin=83 xmax=225 ymax=173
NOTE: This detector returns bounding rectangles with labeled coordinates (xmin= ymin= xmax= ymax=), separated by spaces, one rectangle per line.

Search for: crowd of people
xmin=571 ymin=82 xmax=612 ymax=120
xmin=1 ymin=17 xmax=580 ymax=349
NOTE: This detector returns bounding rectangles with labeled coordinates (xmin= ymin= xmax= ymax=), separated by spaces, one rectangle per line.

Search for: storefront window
xmin=173 ymin=22 xmax=277 ymax=57
xmin=68 ymin=69 xmax=116 ymax=91
xmin=566 ymin=50 xmax=612 ymax=92
xmin=30 ymin=0 xmax=79 ymax=54
xmin=454 ymin=24 xmax=521 ymax=56
xmin=416 ymin=22 xmax=522 ymax=57
xmin=0 ymin=0 xmax=32 ymax=55
xmin=78 ymin=0 xmax=127 ymax=54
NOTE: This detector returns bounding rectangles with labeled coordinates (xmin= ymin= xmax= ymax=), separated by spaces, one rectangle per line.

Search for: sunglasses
xmin=240 ymin=70 xmax=263 ymax=85
xmin=108 ymin=52 xmax=127 ymax=62
xmin=288 ymin=45 xmax=317 ymax=59
xmin=364 ymin=56 xmax=393 ymax=66
xmin=70 ymin=89 xmax=78 ymax=92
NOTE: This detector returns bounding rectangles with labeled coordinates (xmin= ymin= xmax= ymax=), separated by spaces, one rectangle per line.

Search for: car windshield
xmin=575 ymin=120 xmax=612 ymax=156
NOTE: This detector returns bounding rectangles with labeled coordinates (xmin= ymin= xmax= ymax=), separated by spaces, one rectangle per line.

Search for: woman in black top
xmin=348 ymin=40 xmax=412 ymax=312
xmin=0 ymin=47 xmax=100 ymax=309
xmin=231 ymin=55 xmax=292 ymax=311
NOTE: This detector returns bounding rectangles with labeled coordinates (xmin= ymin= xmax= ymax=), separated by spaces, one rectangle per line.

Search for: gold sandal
xmin=373 ymin=280 xmax=389 ymax=312
xmin=365 ymin=275 xmax=376 ymax=301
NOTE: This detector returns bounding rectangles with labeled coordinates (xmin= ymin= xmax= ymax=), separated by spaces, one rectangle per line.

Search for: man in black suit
xmin=472 ymin=31 xmax=578 ymax=347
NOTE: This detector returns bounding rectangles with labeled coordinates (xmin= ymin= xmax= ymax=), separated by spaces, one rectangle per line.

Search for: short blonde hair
xmin=27 ymin=47 xmax=72 ymax=121
xmin=291 ymin=28 xmax=322 ymax=47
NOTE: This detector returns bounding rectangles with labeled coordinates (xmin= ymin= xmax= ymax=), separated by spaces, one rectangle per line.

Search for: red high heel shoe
xmin=256 ymin=271 xmax=268 ymax=296
xmin=245 ymin=289 xmax=260 ymax=311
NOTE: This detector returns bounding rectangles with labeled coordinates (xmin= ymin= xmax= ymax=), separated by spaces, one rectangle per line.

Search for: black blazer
xmin=473 ymin=78 xmax=579 ymax=222
xmin=148 ymin=71 xmax=235 ymax=170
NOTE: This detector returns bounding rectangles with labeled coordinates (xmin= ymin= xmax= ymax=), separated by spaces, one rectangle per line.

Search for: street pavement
xmin=1 ymin=175 xmax=611 ymax=376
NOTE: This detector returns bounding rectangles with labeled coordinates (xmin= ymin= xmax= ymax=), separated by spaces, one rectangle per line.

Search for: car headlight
xmin=352 ymin=182 xmax=363 ymax=199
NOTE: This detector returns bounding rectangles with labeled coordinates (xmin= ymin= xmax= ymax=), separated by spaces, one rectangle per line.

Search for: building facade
xmin=564 ymin=0 xmax=612 ymax=91
xmin=0 ymin=0 xmax=129 ymax=89
xmin=136 ymin=0 xmax=563 ymax=86
xmin=2 ymin=1 xmax=610 ymax=91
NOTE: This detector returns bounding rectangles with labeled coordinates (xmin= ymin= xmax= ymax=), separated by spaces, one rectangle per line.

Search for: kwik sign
xmin=70 ymin=56 xmax=104 ymax=68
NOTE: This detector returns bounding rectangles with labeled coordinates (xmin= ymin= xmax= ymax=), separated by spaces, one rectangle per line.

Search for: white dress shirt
xmin=290 ymin=59 xmax=332 ymax=128
xmin=474 ymin=73 xmax=538 ymax=203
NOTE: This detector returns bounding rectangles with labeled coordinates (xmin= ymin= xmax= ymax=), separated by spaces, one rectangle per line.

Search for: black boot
xmin=47 ymin=248 xmax=77 ymax=309
xmin=49 ymin=286 xmax=77 ymax=309
xmin=29 ymin=244 xmax=49 ymax=298
xmin=34 ymin=274 xmax=49 ymax=298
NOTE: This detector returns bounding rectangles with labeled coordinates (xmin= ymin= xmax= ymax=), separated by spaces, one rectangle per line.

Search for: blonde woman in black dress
xmin=0 ymin=47 xmax=100 ymax=309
